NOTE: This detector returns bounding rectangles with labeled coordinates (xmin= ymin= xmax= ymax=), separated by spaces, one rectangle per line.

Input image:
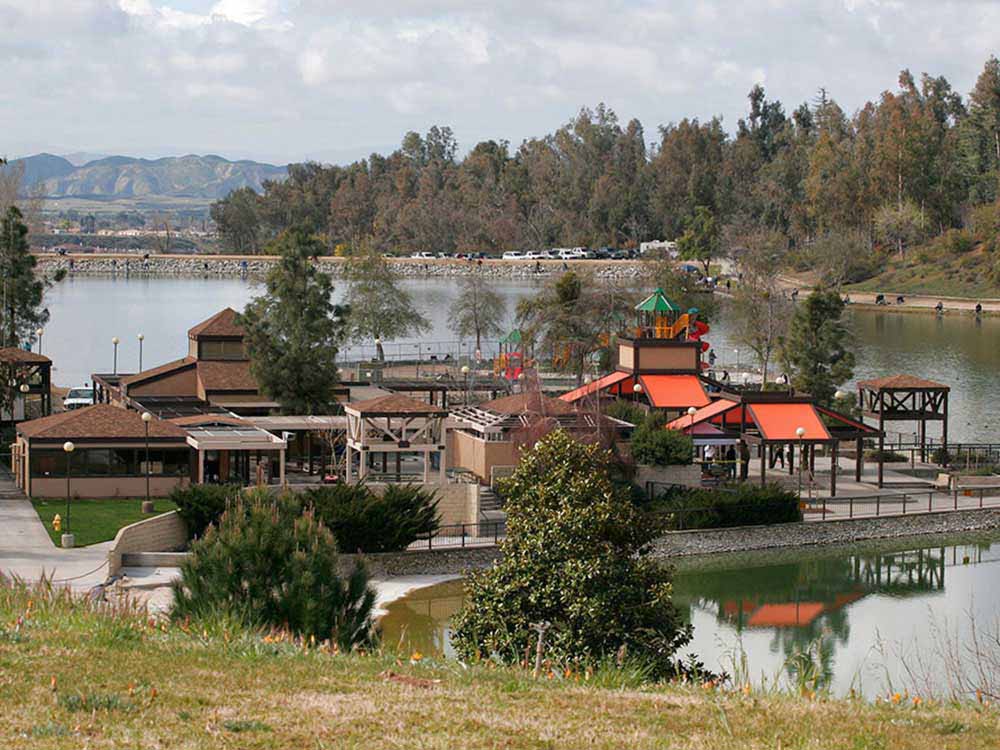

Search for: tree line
xmin=212 ymin=58 xmax=1000 ymax=270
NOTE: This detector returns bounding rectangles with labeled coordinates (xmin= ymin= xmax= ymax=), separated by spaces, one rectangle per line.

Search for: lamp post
xmin=795 ymin=426 xmax=806 ymax=501
xmin=141 ymin=411 xmax=154 ymax=513
xmin=461 ymin=365 xmax=470 ymax=406
xmin=137 ymin=333 xmax=145 ymax=372
xmin=35 ymin=328 xmax=43 ymax=356
xmin=62 ymin=441 xmax=75 ymax=548
xmin=112 ymin=336 xmax=120 ymax=375
xmin=18 ymin=382 xmax=29 ymax=419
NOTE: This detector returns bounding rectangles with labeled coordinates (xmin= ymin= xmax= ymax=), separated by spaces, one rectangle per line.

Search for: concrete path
xmin=0 ymin=473 xmax=112 ymax=590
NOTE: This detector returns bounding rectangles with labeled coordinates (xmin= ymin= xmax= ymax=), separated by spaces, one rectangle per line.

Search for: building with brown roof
xmin=0 ymin=347 xmax=53 ymax=424
xmin=12 ymin=405 xmax=192 ymax=499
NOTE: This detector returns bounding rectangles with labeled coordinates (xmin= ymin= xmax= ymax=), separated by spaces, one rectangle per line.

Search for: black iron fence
xmin=415 ymin=520 xmax=507 ymax=550
xmin=802 ymin=486 xmax=1000 ymax=520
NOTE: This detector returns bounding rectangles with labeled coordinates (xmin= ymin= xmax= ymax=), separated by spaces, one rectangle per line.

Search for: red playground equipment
xmin=494 ymin=330 xmax=526 ymax=380
xmin=634 ymin=287 xmax=711 ymax=360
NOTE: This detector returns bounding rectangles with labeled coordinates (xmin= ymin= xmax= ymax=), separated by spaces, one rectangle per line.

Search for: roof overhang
xmin=185 ymin=425 xmax=287 ymax=451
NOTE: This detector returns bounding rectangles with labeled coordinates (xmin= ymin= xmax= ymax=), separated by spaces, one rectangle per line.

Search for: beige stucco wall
xmin=367 ymin=481 xmax=480 ymax=527
xmin=107 ymin=510 xmax=188 ymax=575
xmin=29 ymin=475 xmax=189 ymax=500
xmin=451 ymin=430 xmax=519 ymax=483
xmin=618 ymin=343 xmax=635 ymax=369
xmin=638 ymin=346 xmax=698 ymax=371
xmin=634 ymin=464 xmax=702 ymax=491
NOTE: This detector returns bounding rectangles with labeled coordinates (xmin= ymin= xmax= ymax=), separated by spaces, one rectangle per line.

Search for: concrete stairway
xmin=479 ymin=486 xmax=506 ymax=525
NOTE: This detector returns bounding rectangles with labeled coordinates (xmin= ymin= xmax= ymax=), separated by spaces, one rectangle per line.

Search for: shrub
xmin=968 ymin=202 xmax=1000 ymax=242
xmin=304 ymin=482 xmax=439 ymax=553
xmin=631 ymin=418 xmax=694 ymax=466
xmin=171 ymin=491 xmax=375 ymax=649
xmin=170 ymin=484 xmax=243 ymax=539
xmin=604 ymin=400 xmax=648 ymax=427
xmin=650 ymin=483 xmax=801 ymax=530
xmin=864 ymin=449 xmax=908 ymax=463
xmin=451 ymin=430 xmax=691 ymax=678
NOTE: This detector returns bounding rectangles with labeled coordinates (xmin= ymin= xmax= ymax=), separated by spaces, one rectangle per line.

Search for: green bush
xmin=863 ymin=449 xmax=908 ymax=463
xmin=451 ymin=430 xmax=691 ymax=679
xmin=172 ymin=491 xmax=375 ymax=649
xmin=170 ymin=484 xmax=243 ymax=539
xmin=303 ymin=482 xmax=440 ymax=553
xmin=631 ymin=419 xmax=693 ymax=466
xmin=603 ymin=400 xmax=648 ymax=427
xmin=650 ymin=483 xmax=801 ymax=530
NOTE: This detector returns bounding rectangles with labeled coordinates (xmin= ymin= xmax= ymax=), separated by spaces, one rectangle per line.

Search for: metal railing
xmin=414 ymin=520 xmax=507 ymax=550
xmin=803 ymin=486 xmax=1000 ymax=521
xmin=338 ymin=338 xmax=503 ymax=365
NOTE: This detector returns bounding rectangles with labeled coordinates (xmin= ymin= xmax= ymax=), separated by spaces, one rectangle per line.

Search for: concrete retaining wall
xmin=366 ymin=481 xmax=480 ymax=526
xmin=108 ymin=510 xmax=188 ymax=575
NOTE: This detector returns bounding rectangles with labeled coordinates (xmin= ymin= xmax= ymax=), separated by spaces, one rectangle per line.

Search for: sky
xmin=1 ymin=0 xmax=998 ymax=166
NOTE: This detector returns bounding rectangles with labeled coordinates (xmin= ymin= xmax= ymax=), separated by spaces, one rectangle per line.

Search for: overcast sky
xmin=1 ymin=0 xmax=998 ymax=165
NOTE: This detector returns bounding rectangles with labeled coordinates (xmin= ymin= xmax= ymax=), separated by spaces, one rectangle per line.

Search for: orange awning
xmin=666 ymin=398 xmax=739 ymax=430
xmin=747 ymin=403 xmax=831 ymax=442
xmin=560 ymin=370 xmax=632 ymax=403
xmin=639 ymin=374 xmax=710 ymax=410
xmin=747 ymin=602 xmax=826 ymax=628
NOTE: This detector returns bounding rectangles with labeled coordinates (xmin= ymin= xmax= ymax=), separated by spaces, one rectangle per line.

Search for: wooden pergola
xmin=344 ymin=394 xmax=447 ymax=484
xmin=0 ymin=348 xmax=52 ymax=423
xmin=857 ymin=375 xmax=949 ymax=487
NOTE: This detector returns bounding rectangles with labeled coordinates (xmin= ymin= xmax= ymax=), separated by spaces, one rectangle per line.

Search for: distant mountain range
xmin=9 ymin=153 xmax=288 ymax=200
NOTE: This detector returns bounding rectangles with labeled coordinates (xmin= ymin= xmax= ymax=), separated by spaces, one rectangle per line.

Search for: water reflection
xmin=380 ymin=536 xmax=1000 ymax=696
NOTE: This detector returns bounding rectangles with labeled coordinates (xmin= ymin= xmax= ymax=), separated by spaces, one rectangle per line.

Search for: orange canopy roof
xmin=639 ymin=374 xmax=710 ymax=410
xmin=666 ymin=398 xmax=739 ymax=430
xmin=747 ymin=402 xmax=831 ymax=442
xmin=560 ymin=370 xmax=632 ymax=403
xmin=747 ymin=602 xmax=826 ymax=628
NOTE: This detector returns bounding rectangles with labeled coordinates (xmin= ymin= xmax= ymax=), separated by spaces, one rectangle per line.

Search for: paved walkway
xmin=0 ymin=473 xmax=112 ymax=590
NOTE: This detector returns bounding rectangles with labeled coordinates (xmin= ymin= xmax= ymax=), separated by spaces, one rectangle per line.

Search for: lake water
xmin=381 ymin=532 xmax=1000 ymax=698
xmin=37 ymin=274 xmax=1000 ymax=441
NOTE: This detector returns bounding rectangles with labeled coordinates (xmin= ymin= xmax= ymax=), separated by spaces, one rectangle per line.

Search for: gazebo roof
xmin=635 ymin=288 xmax=681 ymax=314
xmin=0 ymin=347 xmax=50 ymax=365
xmin=857 ymin=374 xmax=949 ymax=391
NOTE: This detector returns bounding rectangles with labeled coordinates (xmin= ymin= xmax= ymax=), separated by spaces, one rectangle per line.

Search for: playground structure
xmin=494 ymin=330 xmax=527 ymax=381
xmin=634 ymin=288 xmax=711 ymax=357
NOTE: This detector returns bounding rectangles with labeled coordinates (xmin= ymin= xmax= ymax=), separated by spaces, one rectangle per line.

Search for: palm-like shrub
xmin=171 ymin=491 xmax=375 ymax=650
xmin=304 ymin=482 xmax=439 ymax=553
xmin=451 ymin=430 xmax=691 ymax=677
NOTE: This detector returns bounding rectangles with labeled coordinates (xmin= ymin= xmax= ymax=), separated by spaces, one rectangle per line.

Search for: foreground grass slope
xmin=1 ymin=583 xmax=998 ymax=749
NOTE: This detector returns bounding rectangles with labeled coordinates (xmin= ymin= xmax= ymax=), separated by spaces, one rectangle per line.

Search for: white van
xmin=501 ymin=251 xmax=525 ymax=260
xmin=63 ymin=386 xmax=95 ymax=411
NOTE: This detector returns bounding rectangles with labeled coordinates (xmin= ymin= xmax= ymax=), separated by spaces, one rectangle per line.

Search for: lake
xmin=381 ymin=532 xmax=1000 ymax=698
xmin=37 ymin=274 xmax=1000 ymax=441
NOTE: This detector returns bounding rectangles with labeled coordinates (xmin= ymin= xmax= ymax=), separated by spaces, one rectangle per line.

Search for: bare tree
xmin=447 ymin=273 xmax=507 ymax=351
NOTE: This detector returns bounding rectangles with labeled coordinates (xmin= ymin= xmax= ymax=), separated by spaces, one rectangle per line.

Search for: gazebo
xmin=343 ymin=394 xmax=447 ymax=483
xmin=0 ymin=348 xmax=52 ymax=423
xmin=857 ymin=375 xmax=949 ymax=487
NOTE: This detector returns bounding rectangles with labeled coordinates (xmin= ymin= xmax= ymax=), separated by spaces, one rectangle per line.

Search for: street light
xmin=461 ymin=365 xmax=470 ymax=406
xmin=795 ymin=426 xmax=806 ymax=500
xmin=62 ymin=441 xmax=75 ymax=548
xmin=137 ymin=333 xmax=145 ymax=372
xmin=112 ymin=336 xmax=120 ymax=375
xmin=141 ymin=412 xmax=154 ymax=513
xmin=35 ymin=328 xmax=43 ymax=356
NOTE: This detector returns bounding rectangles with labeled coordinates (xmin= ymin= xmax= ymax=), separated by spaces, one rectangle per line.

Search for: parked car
xmin=573 ymin=247 xmax=593 ymax=259
xmin=525 ymin=250 xmax=554 ymax=260
xmin=556 ymin=248 xmax=577 ymax=260
xmin=63 ymin=386 xmax=95 ymax=411
xmin=411 ymin=252 xmax=435 ymax=259
xmin=502 ymin=251 xmax=525 ymax=260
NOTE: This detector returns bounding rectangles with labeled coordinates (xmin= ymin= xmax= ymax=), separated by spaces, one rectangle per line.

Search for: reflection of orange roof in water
xmin=746 ymin=602 xmax=826 ymax=628
xmin=722 ymin=601 xmax=758 ymax=618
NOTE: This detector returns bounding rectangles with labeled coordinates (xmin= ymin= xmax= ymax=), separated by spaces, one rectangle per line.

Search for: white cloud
xmin=1 ymin=0 xmax=998 ymax=163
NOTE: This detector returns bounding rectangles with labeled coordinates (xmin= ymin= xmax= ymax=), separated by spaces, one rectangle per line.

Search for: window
xmin=83 ymin=448 xmax=112 ymax=477
xmin=30 ymin=451 xmax=66 ymax=478
xmin=29 ymin=447 xmax=190 ymax=478
xmin=199 ymin=339 xmax=246 ymax=360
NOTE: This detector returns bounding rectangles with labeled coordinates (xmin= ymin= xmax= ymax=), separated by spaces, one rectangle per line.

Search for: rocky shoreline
xmin=34 ymin=253 xmax=648 ymax=281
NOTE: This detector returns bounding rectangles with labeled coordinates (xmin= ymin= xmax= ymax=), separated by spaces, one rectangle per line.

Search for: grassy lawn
xmin=30 ymin=498 xmax=178 ymax=547
xmin=0 ymin=580 xmax=997 ymax=749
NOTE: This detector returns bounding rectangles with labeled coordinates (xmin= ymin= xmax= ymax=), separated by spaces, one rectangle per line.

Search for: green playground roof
xmin=500 ymin=330 xmax=523 ymax=345
xmin=635 ymin=288 xmax=681 ymax=314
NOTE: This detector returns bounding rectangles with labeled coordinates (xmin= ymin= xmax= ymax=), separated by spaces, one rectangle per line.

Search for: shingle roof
xmin=347 ymin=393 xmax=445 ymax=415
xmin=187 ymin=308 xmax=245 ymax=339
xmin=0 ymin=347 xmax=51 ymax=365
xmin=17 ymin=404 xmax=188 ymax=440
xmin=120 ymin=357 xmax=196 ymax=387
xmin=483 ymin=391 xmax=577 ymax=416
xmin=196 ymin=360 xmax=258 ymax=392
xmin=857 ymin=374 xmax=950 ymax=391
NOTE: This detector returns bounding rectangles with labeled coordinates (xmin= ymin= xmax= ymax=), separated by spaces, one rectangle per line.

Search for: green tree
xmin=451 ymin=430 xmax=691 ymax=676
xmin=172 ymin=492 xmax=376 ymax=650
xmin=447 ymin=274 xmax=507 ymax=351
xmin=240 ymin=226 xmax=345 ymax=414
xmin=961 ymin=56 xmax=1000 ymax=204
xmin=874 ymin=201 xmax=926 ymax=258
xmin=676 ymin=205 xmax=719 ymax=277
xmin=210 ymin=186 xmax=261 ymax=254
xmin=780 ymin=290 xmax=855 ymax=406
xmin=343 ymin=244 xmax=430 ymax=360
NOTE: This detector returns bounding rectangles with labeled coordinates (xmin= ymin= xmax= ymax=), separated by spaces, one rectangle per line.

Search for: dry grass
xmin=1 ymin=579 xmax=999 ymax=749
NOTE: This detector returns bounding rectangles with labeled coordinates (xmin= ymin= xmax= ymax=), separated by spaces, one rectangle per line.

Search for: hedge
xmin=649 ymin=483 xmax=802 ymax=530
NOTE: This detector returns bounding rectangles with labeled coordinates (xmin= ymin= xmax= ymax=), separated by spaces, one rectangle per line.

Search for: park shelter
xmin=344 ymin=394 xmax=447 ymax=483
xmin=857 ymin=374 xmax=949 ymax=487
xmin=178 ymin=415 xmax=287 ymax=486
xmin=12 ymin=404 xmax=191 ymax=499
xmin=0 ymin=348 xmax=52 ymax=423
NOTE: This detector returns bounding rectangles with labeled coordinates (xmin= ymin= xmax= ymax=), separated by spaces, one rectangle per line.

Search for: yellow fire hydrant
xmin=52 ymin=514 xmax=62 ymax=533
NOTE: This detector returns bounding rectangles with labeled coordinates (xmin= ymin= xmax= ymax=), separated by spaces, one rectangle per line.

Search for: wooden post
xmin=760 ymin=444 xmax=766 ymax=486
xmin=877 ymin=391 xmax=885 ymax=488
xmin=855 ymin=437 xmax=863 ymax=482
xmin=942 ymin=390 xmax=949 ymax=457
xmin=830 ymin=442 xmax=838 ymax=497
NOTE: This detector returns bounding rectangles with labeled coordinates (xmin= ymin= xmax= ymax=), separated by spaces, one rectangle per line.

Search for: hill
xmin=8 ymin=153 xmax=288 ymax=200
